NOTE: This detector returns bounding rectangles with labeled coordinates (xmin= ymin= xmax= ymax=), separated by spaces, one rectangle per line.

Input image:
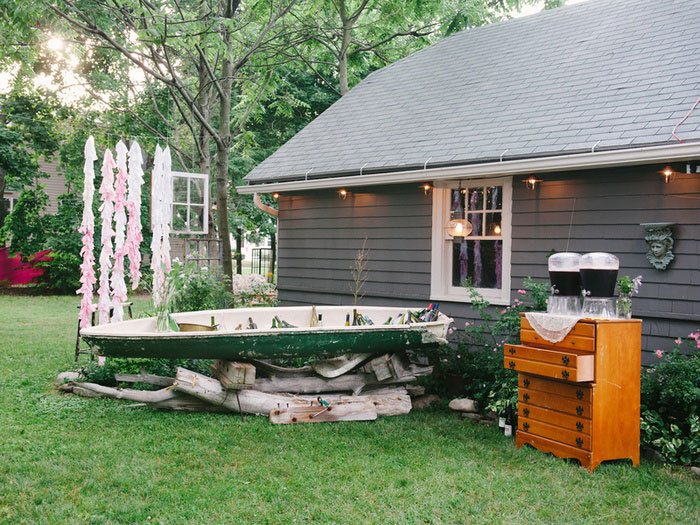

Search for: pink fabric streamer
xmin=126 ymin=141 xmax=144 ymax=290
xmin=111 ymin=141 xmax=129 ymax=322
xmin=97 ymin=148 xmax=116 ymax=325
xmin=77 ymin=136 xmax=97 ymax=329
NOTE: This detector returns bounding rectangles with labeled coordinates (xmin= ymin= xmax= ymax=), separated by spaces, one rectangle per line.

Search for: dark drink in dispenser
xmin=548 ymin=252 xmax=582 ymax=296
xmin=549 ymin=271 xmax=582 ymax=296
xmin=580 ymin=252 xmax=619 ymax=297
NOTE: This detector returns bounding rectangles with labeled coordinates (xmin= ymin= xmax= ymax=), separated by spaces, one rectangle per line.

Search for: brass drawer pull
xmin=523 ymin=378 xmax=530 ymax=388
xmin=523 ymin=408 xmax=530 ymax=417
xmin=509 ymin=347 xmax=516 ymax=354
xmin=523 ymin=422 xmax=530 ymax=432
xmin=576 ymin=422 xmax=584 ymax=432
xmin=562 ymin=370 xmax=570 ymax=379
xmin=523 ymin=393 xmax=530 ymax=402
xmin=562 ymin=356 xmax=570 ymax=366
xmin=576 ymin=389 xmax=584 ymax=400
xmin=576 ymin=437 xmax=584 ymax=448
xmin=576 ymin=406 xmax=584 ymax=416
xmin=509 ymin=360 xmax=516 ymax=369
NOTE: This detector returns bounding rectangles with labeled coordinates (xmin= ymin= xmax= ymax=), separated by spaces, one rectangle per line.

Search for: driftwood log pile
xmin=58 ymin=352 xmax=432 ymax=424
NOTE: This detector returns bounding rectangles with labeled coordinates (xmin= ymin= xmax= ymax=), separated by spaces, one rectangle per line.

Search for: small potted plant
xmin=616 ymin=275 xmax=642 ymax=319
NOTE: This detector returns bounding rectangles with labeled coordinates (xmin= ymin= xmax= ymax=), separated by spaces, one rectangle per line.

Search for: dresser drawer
xmin=504 ymin=346 xmax=594 ymax=382
xmin=520 ymin=318 xmax=595 ymax=352
xmin=519 ymin=374 xmax=592 ymax=402
xmin=519 ymin=388 xmax=592 ymax=419
xmin=518 ymin=417 xmax=592 ymax=451
xmin=518 ymin=402 xmax=591 ymax=435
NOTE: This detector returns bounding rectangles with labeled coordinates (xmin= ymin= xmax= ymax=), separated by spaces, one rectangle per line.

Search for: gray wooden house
xmin=239 ymin=0 xmax=700 ymax=363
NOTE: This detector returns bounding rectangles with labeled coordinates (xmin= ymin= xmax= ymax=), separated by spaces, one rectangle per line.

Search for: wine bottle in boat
xmin=248 ymin=317 xmax=257 ymax=330
xmin=384 ymin=316 xmax=393 ymax=325
xmin=345 ymin=314 xmax=350 ymax=326
xmin=317 ymin=314 xmax=323 ymax=327
xmin=310 ymin=306 xmax=319 ymax=327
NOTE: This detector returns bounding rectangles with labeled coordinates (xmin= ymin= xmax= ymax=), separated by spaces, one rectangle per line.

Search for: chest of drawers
xmin=503 ymin=315 xmax=642 ymax=472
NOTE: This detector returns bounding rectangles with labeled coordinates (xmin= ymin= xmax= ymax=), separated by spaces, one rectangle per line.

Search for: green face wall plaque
xmin=640 ymin=222 xmax=675 ymax=270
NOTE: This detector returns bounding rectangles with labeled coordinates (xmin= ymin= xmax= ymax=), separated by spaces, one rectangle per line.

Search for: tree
xmin=0 ymin=91 xmax=60 ymax=234
xmin=48 ymin=0 xmax=302 ymax=286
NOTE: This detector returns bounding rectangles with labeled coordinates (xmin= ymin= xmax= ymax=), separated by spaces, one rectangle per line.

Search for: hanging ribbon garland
xmin=126 ymin=141 xmax=144 ymax=290
xmin=111 ymin=140 xmax=129 ymax=322
xmin=77 ymin=136 xmax=97 ymax=329
xmin=150 ymin=146 xmax=173 ymax=311
xmin=97 ymin=149 xmax=116 ymax=325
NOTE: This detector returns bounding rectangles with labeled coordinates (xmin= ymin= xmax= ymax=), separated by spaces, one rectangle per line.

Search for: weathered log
xmin=247 ymin=359 xmax=313 ymax=377
xmin=60 ymin=381 xmax=230 ymax=412
xmin=253 ymin=372 xmax=418 ymax=395
xmin=406 ymin=385 xmax=425 ymax=397
xmin=211 ymin=360 xmax=256 ymax=390
xmin=269 ymin=401 xmax=377 ymax=424
xmin=174 ymin=368 xmax=411 ymax=417
xmin=114 ymin=372 xmax=174 ymax=387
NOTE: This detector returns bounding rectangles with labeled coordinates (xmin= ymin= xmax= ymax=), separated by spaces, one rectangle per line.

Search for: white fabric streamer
xmin=150 ymin=146 xmax=173 ymax=310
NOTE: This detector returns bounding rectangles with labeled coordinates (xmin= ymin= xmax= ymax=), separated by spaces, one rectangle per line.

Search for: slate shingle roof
xmin=244 ymin=0 xmax=700 ymax=184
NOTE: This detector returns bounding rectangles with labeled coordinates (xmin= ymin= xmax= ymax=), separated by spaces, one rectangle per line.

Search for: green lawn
xmin=0 ymin=295 xmax=698 ymax=524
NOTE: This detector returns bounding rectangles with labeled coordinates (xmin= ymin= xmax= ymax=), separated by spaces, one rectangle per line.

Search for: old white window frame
xmin=430 ymin=176 xmax=512 ymax=305
xmin=171 ymin=171 xmax=209 ymax=235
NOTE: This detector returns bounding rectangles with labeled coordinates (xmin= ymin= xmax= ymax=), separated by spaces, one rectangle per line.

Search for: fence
xmin=251 ymin=247 xmax=273 ymax=276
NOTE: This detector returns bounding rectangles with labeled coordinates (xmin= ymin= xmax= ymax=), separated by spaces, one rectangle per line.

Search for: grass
xmin=0 ymin=295 xmax=699 ymax=524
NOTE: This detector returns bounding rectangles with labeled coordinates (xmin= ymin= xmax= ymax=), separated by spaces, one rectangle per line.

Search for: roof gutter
xmin=236 ymin=142 xmax=700 ymax=194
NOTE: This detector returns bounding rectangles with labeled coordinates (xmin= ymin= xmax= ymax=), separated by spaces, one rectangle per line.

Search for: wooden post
xmin=235 ymin=227 xmax=243 ymax=274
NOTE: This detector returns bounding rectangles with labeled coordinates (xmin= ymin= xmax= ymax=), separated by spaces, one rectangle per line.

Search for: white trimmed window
xmin=2 ymin=196 xmax=17 ymax=214
xmin=171 ymin=171 xmax=209 ymax=235
xmin=430 ymin=177 xmax=512 ymax=305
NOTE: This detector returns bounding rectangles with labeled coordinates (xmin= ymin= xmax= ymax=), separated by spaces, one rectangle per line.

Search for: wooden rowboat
xmin=80 ymin=306 xmax=453 ymax=360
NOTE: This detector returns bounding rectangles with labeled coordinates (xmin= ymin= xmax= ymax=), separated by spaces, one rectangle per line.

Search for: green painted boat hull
xmin=83 ymin=328 xmax=444 ymax=360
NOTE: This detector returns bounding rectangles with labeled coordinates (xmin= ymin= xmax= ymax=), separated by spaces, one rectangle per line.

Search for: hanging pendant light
xmin=447 ymin=180 xmax=472 ymax=238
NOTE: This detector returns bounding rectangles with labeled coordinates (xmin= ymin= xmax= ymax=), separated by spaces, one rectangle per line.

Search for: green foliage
xmin=0 ymin=185 xmax=49 ymax=255
xmin=641 ymin=336 xmax=700 ymax=465
xmin=437 ymin=278 xmax=550 ymax=412
xmin=79 ymin=357 xmax=214 ymax=387
xmin=167 ymin=261 xmax=235 ymax=313
xmin=35 ymin=251 xmax=81 ymax=292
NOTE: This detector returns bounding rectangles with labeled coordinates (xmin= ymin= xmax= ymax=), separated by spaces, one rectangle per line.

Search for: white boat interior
xmin=81 ymin=305 xmax=453 ymax=339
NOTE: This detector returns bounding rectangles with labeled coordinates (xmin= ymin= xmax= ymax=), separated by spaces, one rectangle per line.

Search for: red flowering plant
xmin=434 ymin=277 xmax=550 ymax=412
xmin=641 ymin=333 xmax=700 ymax=465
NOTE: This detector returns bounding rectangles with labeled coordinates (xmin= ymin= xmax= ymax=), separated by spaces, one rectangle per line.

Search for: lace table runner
xmin=524 ymin=312 xmax=582 ymax=343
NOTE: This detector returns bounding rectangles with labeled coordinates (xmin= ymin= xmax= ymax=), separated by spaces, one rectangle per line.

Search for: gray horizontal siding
xmin=277 ymin=164 xmax=700 ymax=364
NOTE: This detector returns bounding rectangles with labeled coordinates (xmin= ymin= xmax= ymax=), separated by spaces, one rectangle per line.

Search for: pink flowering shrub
xmin=641 ymin=334 xmax=700 ymax=465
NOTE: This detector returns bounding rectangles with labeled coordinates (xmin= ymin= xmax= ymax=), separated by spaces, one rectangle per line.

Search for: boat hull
xmin=80 ymin=306 xmax=452 ymax=360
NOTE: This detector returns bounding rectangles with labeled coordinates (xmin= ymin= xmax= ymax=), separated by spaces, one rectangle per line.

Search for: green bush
xmin=167 ymin=261 xmax=235 ymax=312
xmin=79 ymin=358 xmax=214 ymax=387
xmin=641 ymin=334 xmax=700 ymax=465
xmin=34 ymin=251 xmax=81 ymax=292
xmin=436 ymin=277 xmax=550 ymax=412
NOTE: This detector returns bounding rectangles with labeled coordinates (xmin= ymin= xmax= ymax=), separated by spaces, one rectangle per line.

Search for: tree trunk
xmin=338 ymin=1 xmax=352 ymax=96
xmin=270 ymin=233 xmax=276 ymax=279
xmin=215 ymin=0 xmax=236 ymax=288
xmin=0 ymin=166 xmax=7 ymax=239
xmin=235 ymin=226 xmax=243 ymax=274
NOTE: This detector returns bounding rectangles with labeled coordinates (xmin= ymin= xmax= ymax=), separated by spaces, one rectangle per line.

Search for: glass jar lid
xmin=548 ymin=252 xmax=582 ymax=272
xmin=580 ymin=252 xmax=619 ymax=270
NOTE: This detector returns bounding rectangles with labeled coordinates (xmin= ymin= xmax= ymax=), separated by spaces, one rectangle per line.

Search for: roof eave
xmin=236 ymin=141 xmax=700 ymax=194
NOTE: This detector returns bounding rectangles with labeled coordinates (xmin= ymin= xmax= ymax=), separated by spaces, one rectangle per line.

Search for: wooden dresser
xmin=503 ymin=315 xmax=642 ymax=472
